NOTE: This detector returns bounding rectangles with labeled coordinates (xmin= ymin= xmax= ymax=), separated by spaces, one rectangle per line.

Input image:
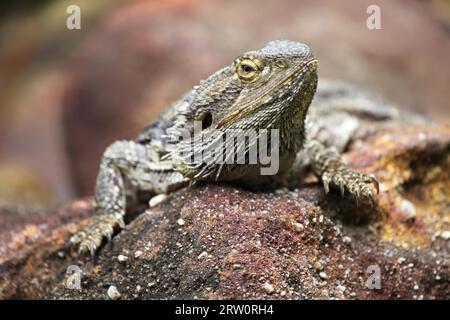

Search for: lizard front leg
xmin=305 ymin=140 xmax=379 ymax=204
xmin=70 ymin=140 xmax=188 ymax=255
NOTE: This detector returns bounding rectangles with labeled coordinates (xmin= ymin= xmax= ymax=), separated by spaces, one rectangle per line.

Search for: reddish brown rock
xmin=0 ymin=122 xmax=448 ymax=300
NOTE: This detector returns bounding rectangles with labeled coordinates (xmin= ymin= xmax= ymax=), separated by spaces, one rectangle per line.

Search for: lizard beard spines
xmin=169 ymin=126 xmax=263 ymax=181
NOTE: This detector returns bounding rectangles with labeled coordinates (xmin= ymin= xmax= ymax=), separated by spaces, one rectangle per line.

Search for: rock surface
xmin=0 ymin=120 xmax=449 ymax=300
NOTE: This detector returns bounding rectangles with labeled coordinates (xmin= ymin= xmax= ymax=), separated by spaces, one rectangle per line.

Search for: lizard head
xmin=208 ymin=40 xmax=318 ymax=130
xmin=171 ymin=40 xmax=318 ymax=181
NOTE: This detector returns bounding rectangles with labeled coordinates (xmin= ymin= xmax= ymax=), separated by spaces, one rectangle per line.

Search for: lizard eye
xmin=235 ymin=58 xmax=261 ymax=83
xmin=241 ymin=64 xmax=254 ymax=73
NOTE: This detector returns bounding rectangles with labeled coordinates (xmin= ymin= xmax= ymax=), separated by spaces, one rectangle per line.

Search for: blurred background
xmin=0 ymin=0 xmax=449 ymax=212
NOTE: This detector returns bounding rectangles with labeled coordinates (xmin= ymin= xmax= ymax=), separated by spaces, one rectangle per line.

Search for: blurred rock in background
xmin=0 ymin=0 xmax=123 ymax=207
xmin=0 ymin=0 xmax=450 ymax=204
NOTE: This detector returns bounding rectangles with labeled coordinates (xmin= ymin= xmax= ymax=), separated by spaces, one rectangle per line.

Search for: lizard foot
xmin=70 ymin=213 xmax=125 ymax=256
xmin=321 ymin=168 xmax=379 ymax=206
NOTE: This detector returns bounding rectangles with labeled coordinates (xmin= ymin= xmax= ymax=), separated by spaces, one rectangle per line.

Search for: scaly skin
xmin=70 ymin=40 xmax=383 ymax=255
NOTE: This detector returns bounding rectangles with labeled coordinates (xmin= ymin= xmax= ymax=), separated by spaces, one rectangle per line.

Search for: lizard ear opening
xmin=200 ymin=111 xmax=213 ymax=130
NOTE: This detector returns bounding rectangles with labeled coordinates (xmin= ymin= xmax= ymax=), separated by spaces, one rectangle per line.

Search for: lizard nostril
xmin=201 ymin=111 xmax=213 ymax=130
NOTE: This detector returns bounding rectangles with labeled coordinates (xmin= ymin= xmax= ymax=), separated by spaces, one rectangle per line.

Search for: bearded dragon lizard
xmin=70 ymin=40 xmax=397 ymax=255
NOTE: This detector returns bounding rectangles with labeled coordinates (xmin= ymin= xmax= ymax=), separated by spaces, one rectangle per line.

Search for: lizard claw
xmin=369 ymin=174 xmax=380 ymax=194
xmin=77 ymin=241 xmax=96 ymax=257
xmin=70 ymin=213 xmax=125 ymax=257
xmin=338 ymin=178 xmax=345 ymax=197
xmin=322 ymin=173 xmax=331 ymax=194
xmin=321 ymin=169 xmax=379 ymax=206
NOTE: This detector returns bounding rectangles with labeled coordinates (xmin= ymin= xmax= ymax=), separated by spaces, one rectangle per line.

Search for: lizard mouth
xmin=216 ymin=58 xmax=318 ymax=128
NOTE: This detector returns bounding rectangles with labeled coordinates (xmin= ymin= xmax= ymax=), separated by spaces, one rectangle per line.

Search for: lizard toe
xmin=321 ymin=173 xmax=332 ymax=194
xmin=321 ymin=168 xmax=378 ymax=205
xmin=70 ymin=213 xmax=125 ymax=257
